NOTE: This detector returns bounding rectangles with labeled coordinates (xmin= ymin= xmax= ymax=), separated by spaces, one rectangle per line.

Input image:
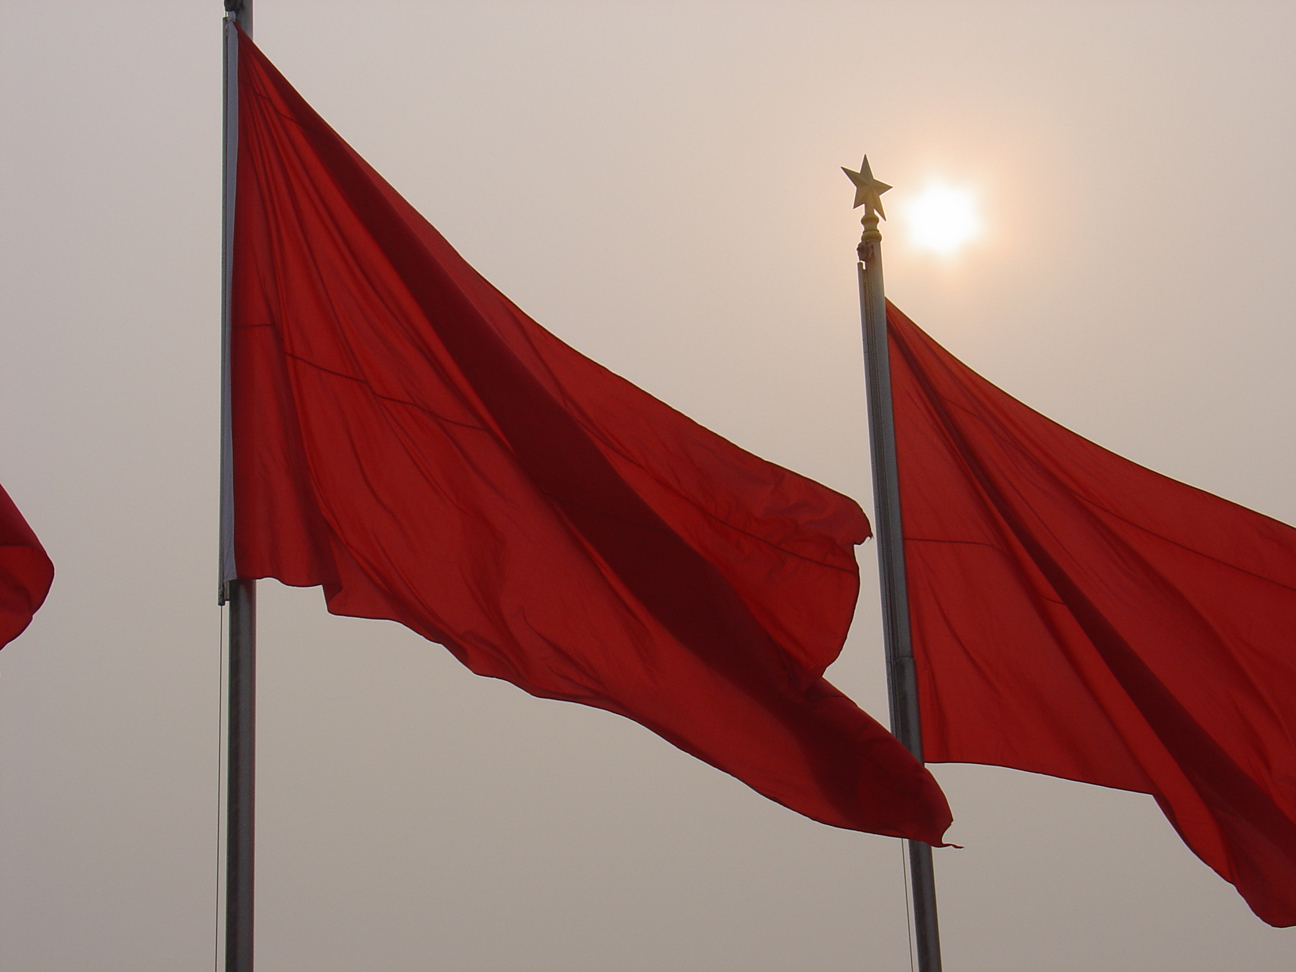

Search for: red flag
xmin=888 ymin=301 xmax=1296 ymax=924
xmin=0 ymin=483 xmax=54 ymax=649
xmin=228 ymin=29 xmax=950 ymax=842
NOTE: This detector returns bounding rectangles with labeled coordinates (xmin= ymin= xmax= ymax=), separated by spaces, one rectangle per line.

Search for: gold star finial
xmin=842 ymin=155 xmax=891 ymax=219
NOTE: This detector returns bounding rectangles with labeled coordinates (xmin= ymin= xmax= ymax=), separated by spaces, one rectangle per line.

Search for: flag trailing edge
xmin=0 ymin=483 xmax=54 ymax=650
xmin=227 ymin=27 xmax=952 ymax=844
xmin=888 ymin=301 xmax=1296 ymax=926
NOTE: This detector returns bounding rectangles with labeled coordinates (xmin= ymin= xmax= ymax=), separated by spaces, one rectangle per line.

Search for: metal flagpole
xmin=843 ymin=156 xmax=943 ymax=972
xmin=220 ymin=2 xmax=255 ymax=971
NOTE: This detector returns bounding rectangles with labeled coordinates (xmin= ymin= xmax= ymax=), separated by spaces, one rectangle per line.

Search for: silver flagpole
xmin=843 ymin=157 xmax=943 ymax=972
xmin=220 ymin=2 xmax=255 ymax=971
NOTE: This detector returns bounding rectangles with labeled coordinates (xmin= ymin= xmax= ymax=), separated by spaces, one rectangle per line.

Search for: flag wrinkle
xmin=1069 ymin=500 xmax=1296 ymax=594
xmin=282 ymin=349 xmax=491 ymax=433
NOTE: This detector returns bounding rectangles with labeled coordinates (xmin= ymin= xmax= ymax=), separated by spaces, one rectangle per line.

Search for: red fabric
xmin=889 ymin=302 xmax=1296 ymax=924
xmin=229 ymin=29 xmax=951 ymax=842
xmin=0 ymin=483 xmax=54 ymax=649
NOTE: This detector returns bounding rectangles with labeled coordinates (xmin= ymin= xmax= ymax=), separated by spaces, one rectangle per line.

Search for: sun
xmin=906 ymin=184 xmax=980 ymax=256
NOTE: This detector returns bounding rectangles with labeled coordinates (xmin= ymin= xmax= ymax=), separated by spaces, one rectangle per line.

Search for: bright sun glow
xmin=907 ymin=184 xmax=980 ymax=256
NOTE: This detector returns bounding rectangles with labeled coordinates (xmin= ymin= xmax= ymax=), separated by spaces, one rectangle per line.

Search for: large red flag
xmin=888 ymin=301 xmax=1296 ymax=924
xmin=228 ymin=29 xmax=950 ymax=843
xmin=0 ymin=483 xmax=54 ymax=649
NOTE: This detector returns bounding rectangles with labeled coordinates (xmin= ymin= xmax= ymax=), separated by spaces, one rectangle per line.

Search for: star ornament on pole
xmin=842 ymin=156 xmax=891 ymax=220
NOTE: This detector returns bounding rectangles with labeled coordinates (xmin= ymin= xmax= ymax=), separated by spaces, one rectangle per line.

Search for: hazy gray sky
xmin=2 ymin=2 xmax=1294 ymax=970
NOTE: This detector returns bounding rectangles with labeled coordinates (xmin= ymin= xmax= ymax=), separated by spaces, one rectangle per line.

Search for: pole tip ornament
xmin=842 ymin=156 xmax=891 ymax=220
xmin=844 ymin=156 xmax=889 ymax=262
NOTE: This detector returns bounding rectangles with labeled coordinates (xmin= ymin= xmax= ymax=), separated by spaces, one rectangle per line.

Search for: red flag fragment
xmin=0 ymin=483 xmax=53 ymax=650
